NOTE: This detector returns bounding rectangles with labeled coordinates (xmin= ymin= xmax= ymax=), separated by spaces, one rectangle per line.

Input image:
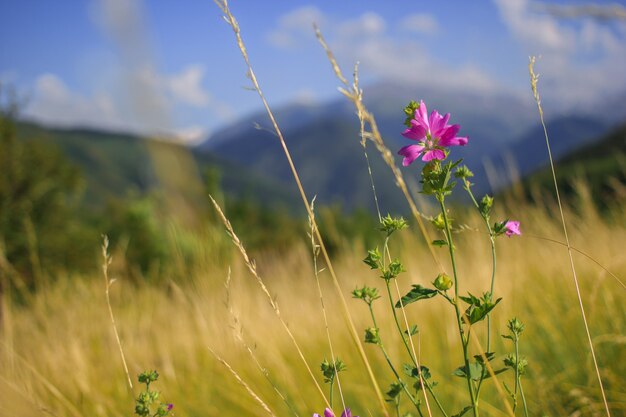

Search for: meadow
xmin=1 ymin=2 xmax=626 ymax=417
xmin=1 ymin=193 xmax=625 ymax=417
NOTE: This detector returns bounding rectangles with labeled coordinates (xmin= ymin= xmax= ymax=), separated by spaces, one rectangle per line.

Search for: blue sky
xmin=1 ymin=0 xmax=625 ymax=143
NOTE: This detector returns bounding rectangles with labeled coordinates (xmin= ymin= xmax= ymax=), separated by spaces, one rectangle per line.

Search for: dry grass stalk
xmin=315 ymin=26 xmax=438 ymax=417
xmin=101 ymin=235 xmax=133 ymax=392
xmin=314 ymin=26 xmax=443 ymax=274
xmin=212 ymin=1 xmax=388 ymax=414
xmin=209 ymin=195 xmax=330 ymax=409
xmin=224 ymin=268 xmax=301 ymax=417
xmin=208 ymin=347 xmax=278 ymax=417
xmin=529 ymin=56 xmax=611 ymax=416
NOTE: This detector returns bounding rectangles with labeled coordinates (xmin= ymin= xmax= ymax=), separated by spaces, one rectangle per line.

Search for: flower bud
xmin=433 ymin=273 xmax=453 ymax=291
xmin=364 ymin=327 xmax=380 ymax=345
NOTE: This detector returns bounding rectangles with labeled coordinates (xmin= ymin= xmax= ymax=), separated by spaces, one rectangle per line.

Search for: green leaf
xmin=386 ymin=381 xmax=404 ymax=399
xmin=404 ymin=324 xmax=419 ymax=337
xmin=473 ymin=352 xmax=496 ymax=364
xmin=459 ymin=293 xmax=479 ymax=306
xmin=431 ymin=239 xmax=448 ymax=247
xmin=395 ymin=285 xmax=437 ymax=308
xmin=468 ymin=297 xmax=502 ymax=324
xmin=451 ymin=406 xmax=473 ymax=417
xmin=453 ymin=363 xmax=483 ymax=381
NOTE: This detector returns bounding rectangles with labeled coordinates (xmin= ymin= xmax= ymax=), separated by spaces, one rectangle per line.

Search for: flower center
xmin=424 ymin=132 xmax=438 ymax=149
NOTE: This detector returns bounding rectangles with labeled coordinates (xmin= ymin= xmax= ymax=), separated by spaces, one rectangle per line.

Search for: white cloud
xmin=494 ymin=0 xmax=626 ymax=108
xmin=337 ymin=12 xmax=386 ymax=38
xmin=494 ymin=0 xmax=574 ymax=51
xmin=26 ymin=74 xmax=123 ymax=130
xmin=24 ymin=69 xmax=233 ymax=141
xmin=266 ymin=6 xmax=325 ymax=49
xmin=267 ymin=7 xmax=497 ymax=94
xmin=399 ymin=13 xmax=439 ymax=35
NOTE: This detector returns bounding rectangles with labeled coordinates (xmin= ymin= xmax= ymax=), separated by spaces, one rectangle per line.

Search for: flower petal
xmin=398 ymin=144 xmax=425 ymax=166
xmin=504 ymin=220 xmax=521 ymax=237
xmin=439 ymin=125 xmax=468 ymax=147
xmin=401 ymin=122 xmax=427 ymax=141
xmin=431 ymin=112 xmax=450 ymax=137
xmin=414 ymin=100 xmax=429 ymax=131
xmin=324 ymin=408 xmax=335 ymax=417
xmin=341 ymin=409 xmax=352 ymax=417
xmin=422 ymin=149 xmax=446 ymax=161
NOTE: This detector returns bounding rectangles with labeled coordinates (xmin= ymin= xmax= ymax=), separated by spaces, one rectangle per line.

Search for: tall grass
xmin=1 ymin=3 xmax=625 ymax=417
xmin=0 ymin=195 xmax=624 ymax=416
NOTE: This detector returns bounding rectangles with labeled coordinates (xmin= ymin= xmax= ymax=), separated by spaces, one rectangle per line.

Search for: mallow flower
xmin=313 ymin=408 xmax=358 ymax=417
xmin=504 ymin=220 xmax=521 ymax=237
xmin=399 ymin=100 xmax=468 ymax=165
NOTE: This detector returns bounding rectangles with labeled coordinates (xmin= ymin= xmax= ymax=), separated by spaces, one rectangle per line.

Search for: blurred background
xmin=1 ymin=0 xmax=625 ymax=278
xmin=1 ymin=1 xmax=626 ymax=416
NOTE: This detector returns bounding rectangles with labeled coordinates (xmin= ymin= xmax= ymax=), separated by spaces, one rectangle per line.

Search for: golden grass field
xmin=1 ymin=192 xmax=625 ymax=417
xmin=1 ymin=3 xmax=625 ymax=417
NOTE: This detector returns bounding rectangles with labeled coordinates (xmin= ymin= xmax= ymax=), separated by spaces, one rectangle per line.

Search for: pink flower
xmin=398 ymin=100 xmax=468 ymax=165
xmin=313 ymin=408 xmax=358 ymax=417
xmin=504 ymin=220 xmax=521 ymax=237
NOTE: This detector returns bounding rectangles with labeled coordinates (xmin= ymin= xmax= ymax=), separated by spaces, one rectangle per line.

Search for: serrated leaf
xmin=451 ymin=406 xmax=473 ymax=417
xmin=453 ymin=363 xmax=483 ymax=381
xmin=395 ymin=285 xmax=437 ymax=308
xmin=481 ymin=368 xmax=509 ymax=380
xmin=473 ymin=352 xmax=496 ymax=364
xmin=404 ymin=324 xmax=419 ymax=337
xmin=468 ymin=297 xmax=502 ymax=324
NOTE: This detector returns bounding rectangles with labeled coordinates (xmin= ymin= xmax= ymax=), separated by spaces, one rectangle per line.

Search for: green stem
xmin=367 ymin=303 xmax=422 ymax=414
xmin=464 ymin=182 xmax=497 ymax=400
xmin=513 ymin=336 xmax=520 ymax=413
xmin=382 ymin=238 xmax=449 ymax=417
xmin=519 ymin=379 xmax=529 ymax=417
xmin=439 ymin=196 xmax=479 ymax=417
xmin=330 ymin=379 xmax=334 ymax=408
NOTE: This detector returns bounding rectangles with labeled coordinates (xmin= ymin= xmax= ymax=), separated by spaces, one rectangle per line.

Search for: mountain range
xmin=16 ymin=80 xmax=626 ymax=215
xmin=196 ymin=81 xmax=624 ymax=212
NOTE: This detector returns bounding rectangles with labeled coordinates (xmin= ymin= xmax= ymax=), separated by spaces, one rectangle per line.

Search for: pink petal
xmin=341 ymin=409 xmax=352 ymax=417
xmin=439 ymin=125 xmax=468 ymax=147
xmin=401 ymin=122 xmax=427 ymax=141
xmin=505 ymin=220 xmax=521 ymax=237
xmin=422 ymin=149 xmax=446 ymax=161
xmin=324 ymin=408 xmax=335 ymax=417
xmin=431 ymin=112 xmax=450 ymax=137
xmin=399 ymin=144 xmax=425 ymax=166
xmin=415 ymin=100 xmax=429 ymax=130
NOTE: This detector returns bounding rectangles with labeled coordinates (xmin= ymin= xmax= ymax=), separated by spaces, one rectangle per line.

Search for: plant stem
xmin=382 ymin=238 xmax=448 ymax=417
xmin=519 ymin=379 xmax=529 ymax=417
xmin=463 ymin=183 xmax=497 ymax=398
xmin=438 ymin=197 xmax=479 ymax=417
xmin=513 ymin=336 xmax=520 ymax=413
xmin=367 ymin=304 xmax=422 ymax=414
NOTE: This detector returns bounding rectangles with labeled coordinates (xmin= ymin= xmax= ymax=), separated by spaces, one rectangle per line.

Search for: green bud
xmin=363 ymin=248 xmax=382 ymax=270
xmin=364 ymin=327 xmax=380 ymax=345
xmin=504 ymin=354 xmax=528 ymax=375
xmin=432 ymin=213 xmax=446 ymax=230
xmin=320 ymin=358 xmax=346 ymax=383
xmin=379 ymin=214 xmax=408 ymax=236
xmin=138 ymin=370 xmax=159 ymax=384
xmin=454 ymin=165 xmax=474 ymax=179
xmin=352 ymin=286 xmax=380 ymax=304
xmin=403 ymin=100 xmax=420 ymax=127
xmin=507 ymin=317 xmax=525 ymax=336
xmin=480 ymin=195 xmax=494 ymax=217
xmin=433 ymin=273 xmax=453 ymax=291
